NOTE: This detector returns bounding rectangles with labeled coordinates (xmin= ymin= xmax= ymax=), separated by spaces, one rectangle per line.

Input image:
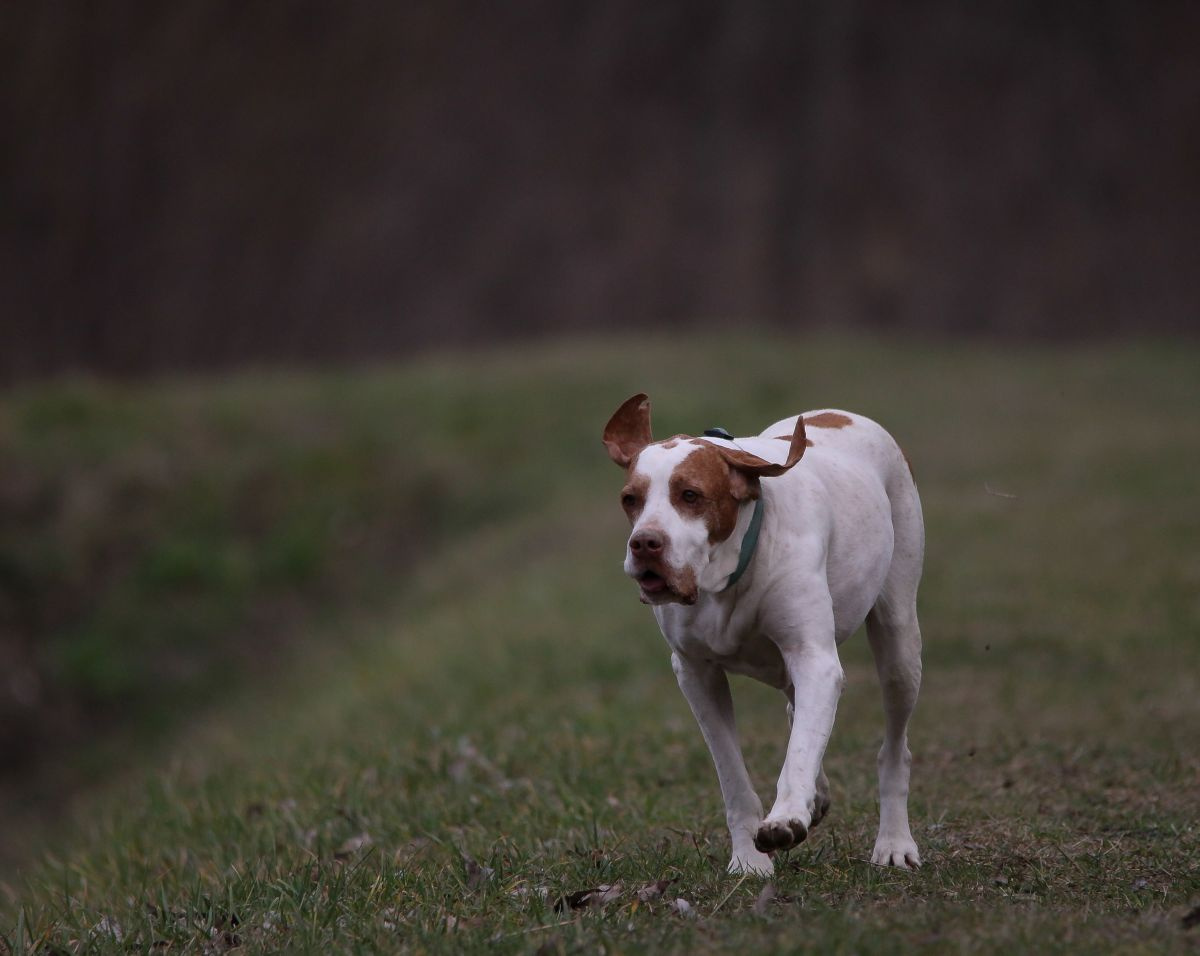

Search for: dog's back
xmin=761 ymin=410 xmax=915 ymax=500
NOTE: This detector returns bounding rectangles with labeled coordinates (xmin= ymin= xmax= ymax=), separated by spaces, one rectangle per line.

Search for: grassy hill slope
xmin=2 ymin=336 xmax=1198 ymax=953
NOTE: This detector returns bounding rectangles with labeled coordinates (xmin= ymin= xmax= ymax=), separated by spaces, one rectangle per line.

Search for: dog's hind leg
xmin=865 ymin=566 xmax=923 ymax=863
xmin=866 ymin=469 xmax=924 ymax=868
xmin=866 ymin=601 xmax=921 ymax=867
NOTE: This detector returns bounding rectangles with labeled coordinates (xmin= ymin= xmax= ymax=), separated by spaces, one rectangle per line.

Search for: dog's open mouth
xmin=633 ymin=566 xmax=698 ymax=606
xmin=638 ymin=569 xmax=669 ymax=596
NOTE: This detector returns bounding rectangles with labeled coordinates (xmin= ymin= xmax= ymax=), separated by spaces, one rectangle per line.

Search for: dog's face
xmin=602 ymin=394 xmax=807 ymax=605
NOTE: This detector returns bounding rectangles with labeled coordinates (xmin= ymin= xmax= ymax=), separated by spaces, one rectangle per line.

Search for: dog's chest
xmin=655 ymin=601 xmax=789 ymax=688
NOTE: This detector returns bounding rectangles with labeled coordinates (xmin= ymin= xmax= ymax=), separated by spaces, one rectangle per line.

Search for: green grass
xmin=2 ymin=334 xmax=1199 ymax=953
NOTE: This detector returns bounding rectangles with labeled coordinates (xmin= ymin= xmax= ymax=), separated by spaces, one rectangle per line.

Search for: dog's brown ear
xmin=603 ymin=393 xmax=653 ymax=467
xmin=707 ymin=415 xmax=808 ymax=480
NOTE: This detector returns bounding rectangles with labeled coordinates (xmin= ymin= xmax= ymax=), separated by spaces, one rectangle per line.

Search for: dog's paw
xmin=728 ymin=848 xmax=774 ymax=877
xmin=753 ymin=816 xmax=808 ymax=854
xmin=871 ymin=835 xmax=921 ymax=869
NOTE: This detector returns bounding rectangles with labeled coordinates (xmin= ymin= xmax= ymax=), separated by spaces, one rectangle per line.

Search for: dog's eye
xmin=622 ymin=493 xmax=638 ymax=508
xmin=681 ymin=489 xmax=700 ymax=504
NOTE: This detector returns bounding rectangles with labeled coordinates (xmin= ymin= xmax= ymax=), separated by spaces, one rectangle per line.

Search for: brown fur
xmin=660 ymin=564 xmax=698 ymax=605
xmin=671 ymin=443 xmax=743 ymax=543
xmin=603 ymin=393 xmax=653 ymax=467
xmin=620 ymin=471 xmax=650 ymax=522
xmin=805 ymin=412 xmax=853 ymax=429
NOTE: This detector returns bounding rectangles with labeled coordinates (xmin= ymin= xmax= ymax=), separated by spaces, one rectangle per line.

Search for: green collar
xmin=721 ymin=496 xmax=764 ymax=592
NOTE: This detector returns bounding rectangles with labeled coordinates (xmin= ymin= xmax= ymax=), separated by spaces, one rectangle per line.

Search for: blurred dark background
xmin=4 ymin=0 xmax=1199 ymax=381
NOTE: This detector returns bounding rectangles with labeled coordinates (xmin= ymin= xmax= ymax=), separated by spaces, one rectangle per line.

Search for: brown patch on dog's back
xmin=774 ymin=434 xmax=815 ymax=446
xmin=804 ymin=412 xmax=853 ymax=429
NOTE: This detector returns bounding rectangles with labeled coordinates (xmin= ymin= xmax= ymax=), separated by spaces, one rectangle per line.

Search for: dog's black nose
xmin=629 ymin=529 xmax=665 ymax=556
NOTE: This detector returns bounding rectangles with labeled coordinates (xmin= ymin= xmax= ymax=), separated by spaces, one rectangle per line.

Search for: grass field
xmin=2 ymin=335 xmax=1198 ymax=954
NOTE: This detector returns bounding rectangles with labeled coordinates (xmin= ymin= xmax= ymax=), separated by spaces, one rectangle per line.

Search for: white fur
xmin=623 ymin=410 xmax=925 ymax=876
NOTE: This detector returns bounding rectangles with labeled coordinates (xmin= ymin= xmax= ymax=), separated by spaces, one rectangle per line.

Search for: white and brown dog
xmin=603 ymin=394 xmax=924 ymax=876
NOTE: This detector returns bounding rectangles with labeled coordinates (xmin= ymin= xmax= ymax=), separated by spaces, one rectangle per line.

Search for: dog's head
xmin=602 ymin=394 xmax=807 ymax=605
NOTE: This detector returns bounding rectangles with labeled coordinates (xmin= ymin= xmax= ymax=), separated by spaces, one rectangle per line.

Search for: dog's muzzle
xmin=626 ymin=528 xmax=696 ymax=604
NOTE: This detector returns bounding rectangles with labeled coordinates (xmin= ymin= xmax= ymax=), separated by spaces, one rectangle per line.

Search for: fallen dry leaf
xmin=334 ymin=832 xmax=373 ymax=860
xmin=447 ymin=736 xmax=517 ymax=790
xmin=752 ymin=882 xmax=777 ymax=915
xmin=509 ymin=883 xmax=551 ymax=902
xmin=394 ymin=836 xmax=433 ymax=864
xmin=443 ymin=913 xmax=483 ymax=933
xmin=91 ymin=916 xmax=123 ymax=941
xmin=554 ymin=883 xmax=623 ymax=911
xmin=636 ymin=879 xmax=673 ymax=902
xmin=462 ymin=853 xmax=495 ymax=891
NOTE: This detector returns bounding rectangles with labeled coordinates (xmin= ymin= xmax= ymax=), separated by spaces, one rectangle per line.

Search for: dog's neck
xmin=698 ymin=496 xmax=762 ymax=593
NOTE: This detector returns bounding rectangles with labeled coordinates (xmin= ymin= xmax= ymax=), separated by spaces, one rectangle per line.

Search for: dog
xmin=603 ymin=394 xmax=924 ymax=876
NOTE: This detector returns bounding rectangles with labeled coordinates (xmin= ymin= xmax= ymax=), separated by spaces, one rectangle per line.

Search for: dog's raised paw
xmin=753 ymin=818 xmax=808 ymax=853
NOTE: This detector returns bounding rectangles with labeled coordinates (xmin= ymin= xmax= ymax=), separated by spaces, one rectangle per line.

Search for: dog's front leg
xmin=755 ymin=601 xmax=844 ymax=855
xmin=671 ymin=652 xmax=774 ymax=876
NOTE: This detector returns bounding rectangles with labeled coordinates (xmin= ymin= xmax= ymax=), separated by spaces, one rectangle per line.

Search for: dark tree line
xmin=3 ymin=1 xmax=1199 ymax=379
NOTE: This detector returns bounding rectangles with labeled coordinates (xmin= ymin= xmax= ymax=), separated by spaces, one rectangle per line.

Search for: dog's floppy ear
xmin=603 ymin=393 xmax=653 ymax=468
xmin=705 ymin=416 xmax=807 ymax=497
